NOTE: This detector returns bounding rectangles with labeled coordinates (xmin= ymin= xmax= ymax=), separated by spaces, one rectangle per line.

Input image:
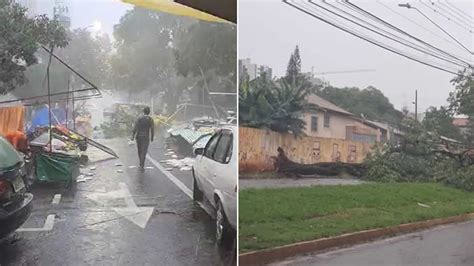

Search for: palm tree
xmin=239 ymin=73 xmax=316 ymax=137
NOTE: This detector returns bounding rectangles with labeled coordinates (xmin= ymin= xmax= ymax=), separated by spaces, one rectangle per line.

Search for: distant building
xmin=257 ymin=65 xmax=272 ymax=80
xmin=239 ymin=58 xmax=272 ymax=81
xmin=453 ymin=117 xmax=469 ymax=135
xmin=53 ymin=0 xmax=71 ymax=29
xmin=15 ymin=0 xmax=70 ymax=27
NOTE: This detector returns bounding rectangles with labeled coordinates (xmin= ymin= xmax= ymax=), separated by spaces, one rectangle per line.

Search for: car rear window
xmin=214 ymin=132 xmax=232 ymax=164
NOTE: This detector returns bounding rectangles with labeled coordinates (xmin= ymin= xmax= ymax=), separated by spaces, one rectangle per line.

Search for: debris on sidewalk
xmin=114 ymin=163 xmax=123 ymax=167
xmin=163 ymin=157 xmax=195 ymax=170
xmin=417 ymin=203 xmax=431 ymax=208
xmin=76 ymin=175 xmax=86 ymax=182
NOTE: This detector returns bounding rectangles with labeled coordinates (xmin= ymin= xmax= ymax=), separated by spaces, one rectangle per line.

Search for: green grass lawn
xmin=239 ymin=183 xmax=474 ymax=252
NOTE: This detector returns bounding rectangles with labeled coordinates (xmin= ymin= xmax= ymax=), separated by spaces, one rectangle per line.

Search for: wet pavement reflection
xmin=0 ymin=137 xmax=235 ymax=265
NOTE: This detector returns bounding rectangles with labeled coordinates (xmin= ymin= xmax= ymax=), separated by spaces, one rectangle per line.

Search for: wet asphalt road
xmin=0 ymin=136 xmax=235 ymax=265
xmin=273 ymin=220 xmax=474 ymax=266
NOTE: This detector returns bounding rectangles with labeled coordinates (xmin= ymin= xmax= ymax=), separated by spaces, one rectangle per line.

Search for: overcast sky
xmin=30 ymin=0 xmax=132 ymax=37
xmin=239 ymin=0 xmax=474 ymax=113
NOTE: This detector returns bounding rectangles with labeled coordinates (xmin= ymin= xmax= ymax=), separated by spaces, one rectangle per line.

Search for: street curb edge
xmin=239 ymin=213 xmax=474 ymax=265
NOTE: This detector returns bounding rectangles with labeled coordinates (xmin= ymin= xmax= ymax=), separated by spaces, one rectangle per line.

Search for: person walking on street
xmin=131 ymin=107 xmax=154 ymax=170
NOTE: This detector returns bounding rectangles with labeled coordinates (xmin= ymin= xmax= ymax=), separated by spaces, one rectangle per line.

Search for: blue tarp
xmin=29 ymin=107 xmax=66 ymax=132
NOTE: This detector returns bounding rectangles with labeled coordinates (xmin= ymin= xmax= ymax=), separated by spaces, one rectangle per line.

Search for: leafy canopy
xmin=0 ymin=0 xmax=68 ymax=94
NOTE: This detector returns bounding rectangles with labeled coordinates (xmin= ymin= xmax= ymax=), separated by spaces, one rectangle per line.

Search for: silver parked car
xmin=192 ymin=126 xmax=237 ymax=245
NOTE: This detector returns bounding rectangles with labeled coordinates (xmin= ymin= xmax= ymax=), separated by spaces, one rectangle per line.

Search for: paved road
xmin=0 ymin=135 xmax=234 ymax=265
xmin=240 ymin=178 xmax=365 ymax=190
xmin=273 ymin=220 xmax=474 ymax=266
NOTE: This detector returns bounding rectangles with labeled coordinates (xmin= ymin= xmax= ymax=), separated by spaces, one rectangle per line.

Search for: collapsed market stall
xmin=0 ymin=47 xmax=117 ymax=187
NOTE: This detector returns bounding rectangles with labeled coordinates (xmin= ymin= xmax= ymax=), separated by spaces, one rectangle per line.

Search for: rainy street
xmin=0 ymin=134 xmax=235 ymax=265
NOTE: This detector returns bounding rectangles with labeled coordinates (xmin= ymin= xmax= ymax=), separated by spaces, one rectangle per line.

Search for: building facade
xmin=303 ymin=94 xmax=380 ymax=143
xmin=239 ymin=58 xmax=272 ymax=81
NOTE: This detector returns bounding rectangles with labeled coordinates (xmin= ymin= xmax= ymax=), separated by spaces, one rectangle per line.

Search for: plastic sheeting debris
xmin=163 ymin=157 xmax=195 ymax=170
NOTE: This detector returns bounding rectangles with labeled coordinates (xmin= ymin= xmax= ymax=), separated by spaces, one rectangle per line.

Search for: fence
xmin=239 ymin=127 xmax=374 ymax=172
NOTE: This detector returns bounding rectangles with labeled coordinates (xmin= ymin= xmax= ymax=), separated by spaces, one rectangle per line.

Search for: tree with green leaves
xmin=285 ymin=45 xmax=301 ymax=84
xmin=0 ymin=0 xmax=68 ymax=95
xmin=318 ymin=85 xmax=404 ymax=126
xmin=449 ymin=70 xmax=474 ymax=116
xmin=449 ymin=70 xmax=474 ymax=146
xmin=110 ymin=7 xmax=193 ymax=103
xmin=15 ymin=28 xmax=111 ymax=99
xmin=423 ymin=106 xmax=462 ymax=141
xmin=239 ymin=74 xmax=315 ymax=137
xmin=174 ymin=21 xmax=236 ymax=112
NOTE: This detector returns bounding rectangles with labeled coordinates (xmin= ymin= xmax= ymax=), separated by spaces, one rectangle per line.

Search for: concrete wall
xmin=239 ymin=127 xmax=374 ymax=173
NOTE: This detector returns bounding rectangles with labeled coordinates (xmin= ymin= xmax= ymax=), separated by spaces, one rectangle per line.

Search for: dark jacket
xmin=132 ymin=115 xmax=154 ymax=141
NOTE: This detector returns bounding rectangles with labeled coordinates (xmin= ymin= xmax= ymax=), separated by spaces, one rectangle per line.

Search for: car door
xmin=204 ymin=129 xmax=233 ymax=207
xmin=198 ymin=131 xmax=222 ymax=201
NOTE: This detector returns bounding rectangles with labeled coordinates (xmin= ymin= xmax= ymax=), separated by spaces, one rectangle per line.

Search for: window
xmin=204 ymin=132 xmax=221 ymax=159
xmin=324 ymin=113 xmax=330 ymax=128
xmin=311 ymin=116 xmax=318 ymax=132
xmin=213 ymin=131 xmax=233 ymax=164
xmin=225 ymin=139 xmax=233 ymax=163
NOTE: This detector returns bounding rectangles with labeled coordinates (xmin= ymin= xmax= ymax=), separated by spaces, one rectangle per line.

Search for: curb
xmin=239 ymin=213 xmax=474 ymax=265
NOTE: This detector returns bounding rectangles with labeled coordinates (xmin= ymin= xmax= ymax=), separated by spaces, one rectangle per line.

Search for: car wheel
xmin=193 ymin=174 xmax=203 ymax=202
xmin=216 ymin=199 xmax=233 ymax=246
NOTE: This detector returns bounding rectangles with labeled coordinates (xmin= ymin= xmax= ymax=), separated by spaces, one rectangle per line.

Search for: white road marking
xmin=146 ymin=154 xmax=192 ymax=199
xmin=86 ymin=182 xmax=154 ymax=229
xmin=52 ymin=194 xmax=61 ymax=205
xmin=119 ymin=182 xmax=137 ymax=208
xmin=111 ymin=207 xmax=154 ymax=229
xmin=17 ymin=214 xmax=56 ymax=232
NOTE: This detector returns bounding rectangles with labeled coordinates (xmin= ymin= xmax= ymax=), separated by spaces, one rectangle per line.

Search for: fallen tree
xmin=272 ymin=147 xmax=365 ymax=177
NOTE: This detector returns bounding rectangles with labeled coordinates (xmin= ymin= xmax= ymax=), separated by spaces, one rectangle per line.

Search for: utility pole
xmin=414 ymin=90 xmax=418 ymax=121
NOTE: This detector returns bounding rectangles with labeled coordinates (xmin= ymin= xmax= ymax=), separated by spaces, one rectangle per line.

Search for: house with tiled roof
xmin=303 ymin=94 xmax=381 ymax=143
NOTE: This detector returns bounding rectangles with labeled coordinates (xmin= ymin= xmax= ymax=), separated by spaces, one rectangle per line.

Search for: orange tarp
xmin=0 ymin=106 xmax=25 ymax=137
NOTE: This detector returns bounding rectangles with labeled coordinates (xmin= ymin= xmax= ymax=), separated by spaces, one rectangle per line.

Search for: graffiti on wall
xmin=347 ymin=145 xmax=357 ymax=163
xmin=310 ymin=141 xmax=321 ymax=163
xmin=239 ymin=127 xmax=373 ymax=172
xmin=331 ymin=143 xmax=341 ymax=162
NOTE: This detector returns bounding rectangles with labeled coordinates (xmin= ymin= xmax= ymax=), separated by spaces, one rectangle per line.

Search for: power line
xmin=438 ymin=1 xmax=473 ymax=24
xmin=307 ymin=0 xmax=468 ymax=68
xmin=399 ymin=3 xmax=474 ymax=55
xmin=345 ymin=1 xmax=472 ymax=64
xmin=283 ymin=0 xmax=463 ymax=76
xmin=375 ymin=0 xmax=471 ymax=56
xmin=419 ymin=0 xmax=473 ymax=33
xmin=445 ymin=0 xmax=474 ymax=23
xmin=314 ymin=69 xmax=376 ymax=75
xmin=337 ymin=0 xmax=469 ymax=66
xmin=331 ymin=0 xmax=471 ymax=67
xmin=428 ymin=1 xmax=474 ymax=29
xmin=301 ymin=1 xmax=461 ymax=73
